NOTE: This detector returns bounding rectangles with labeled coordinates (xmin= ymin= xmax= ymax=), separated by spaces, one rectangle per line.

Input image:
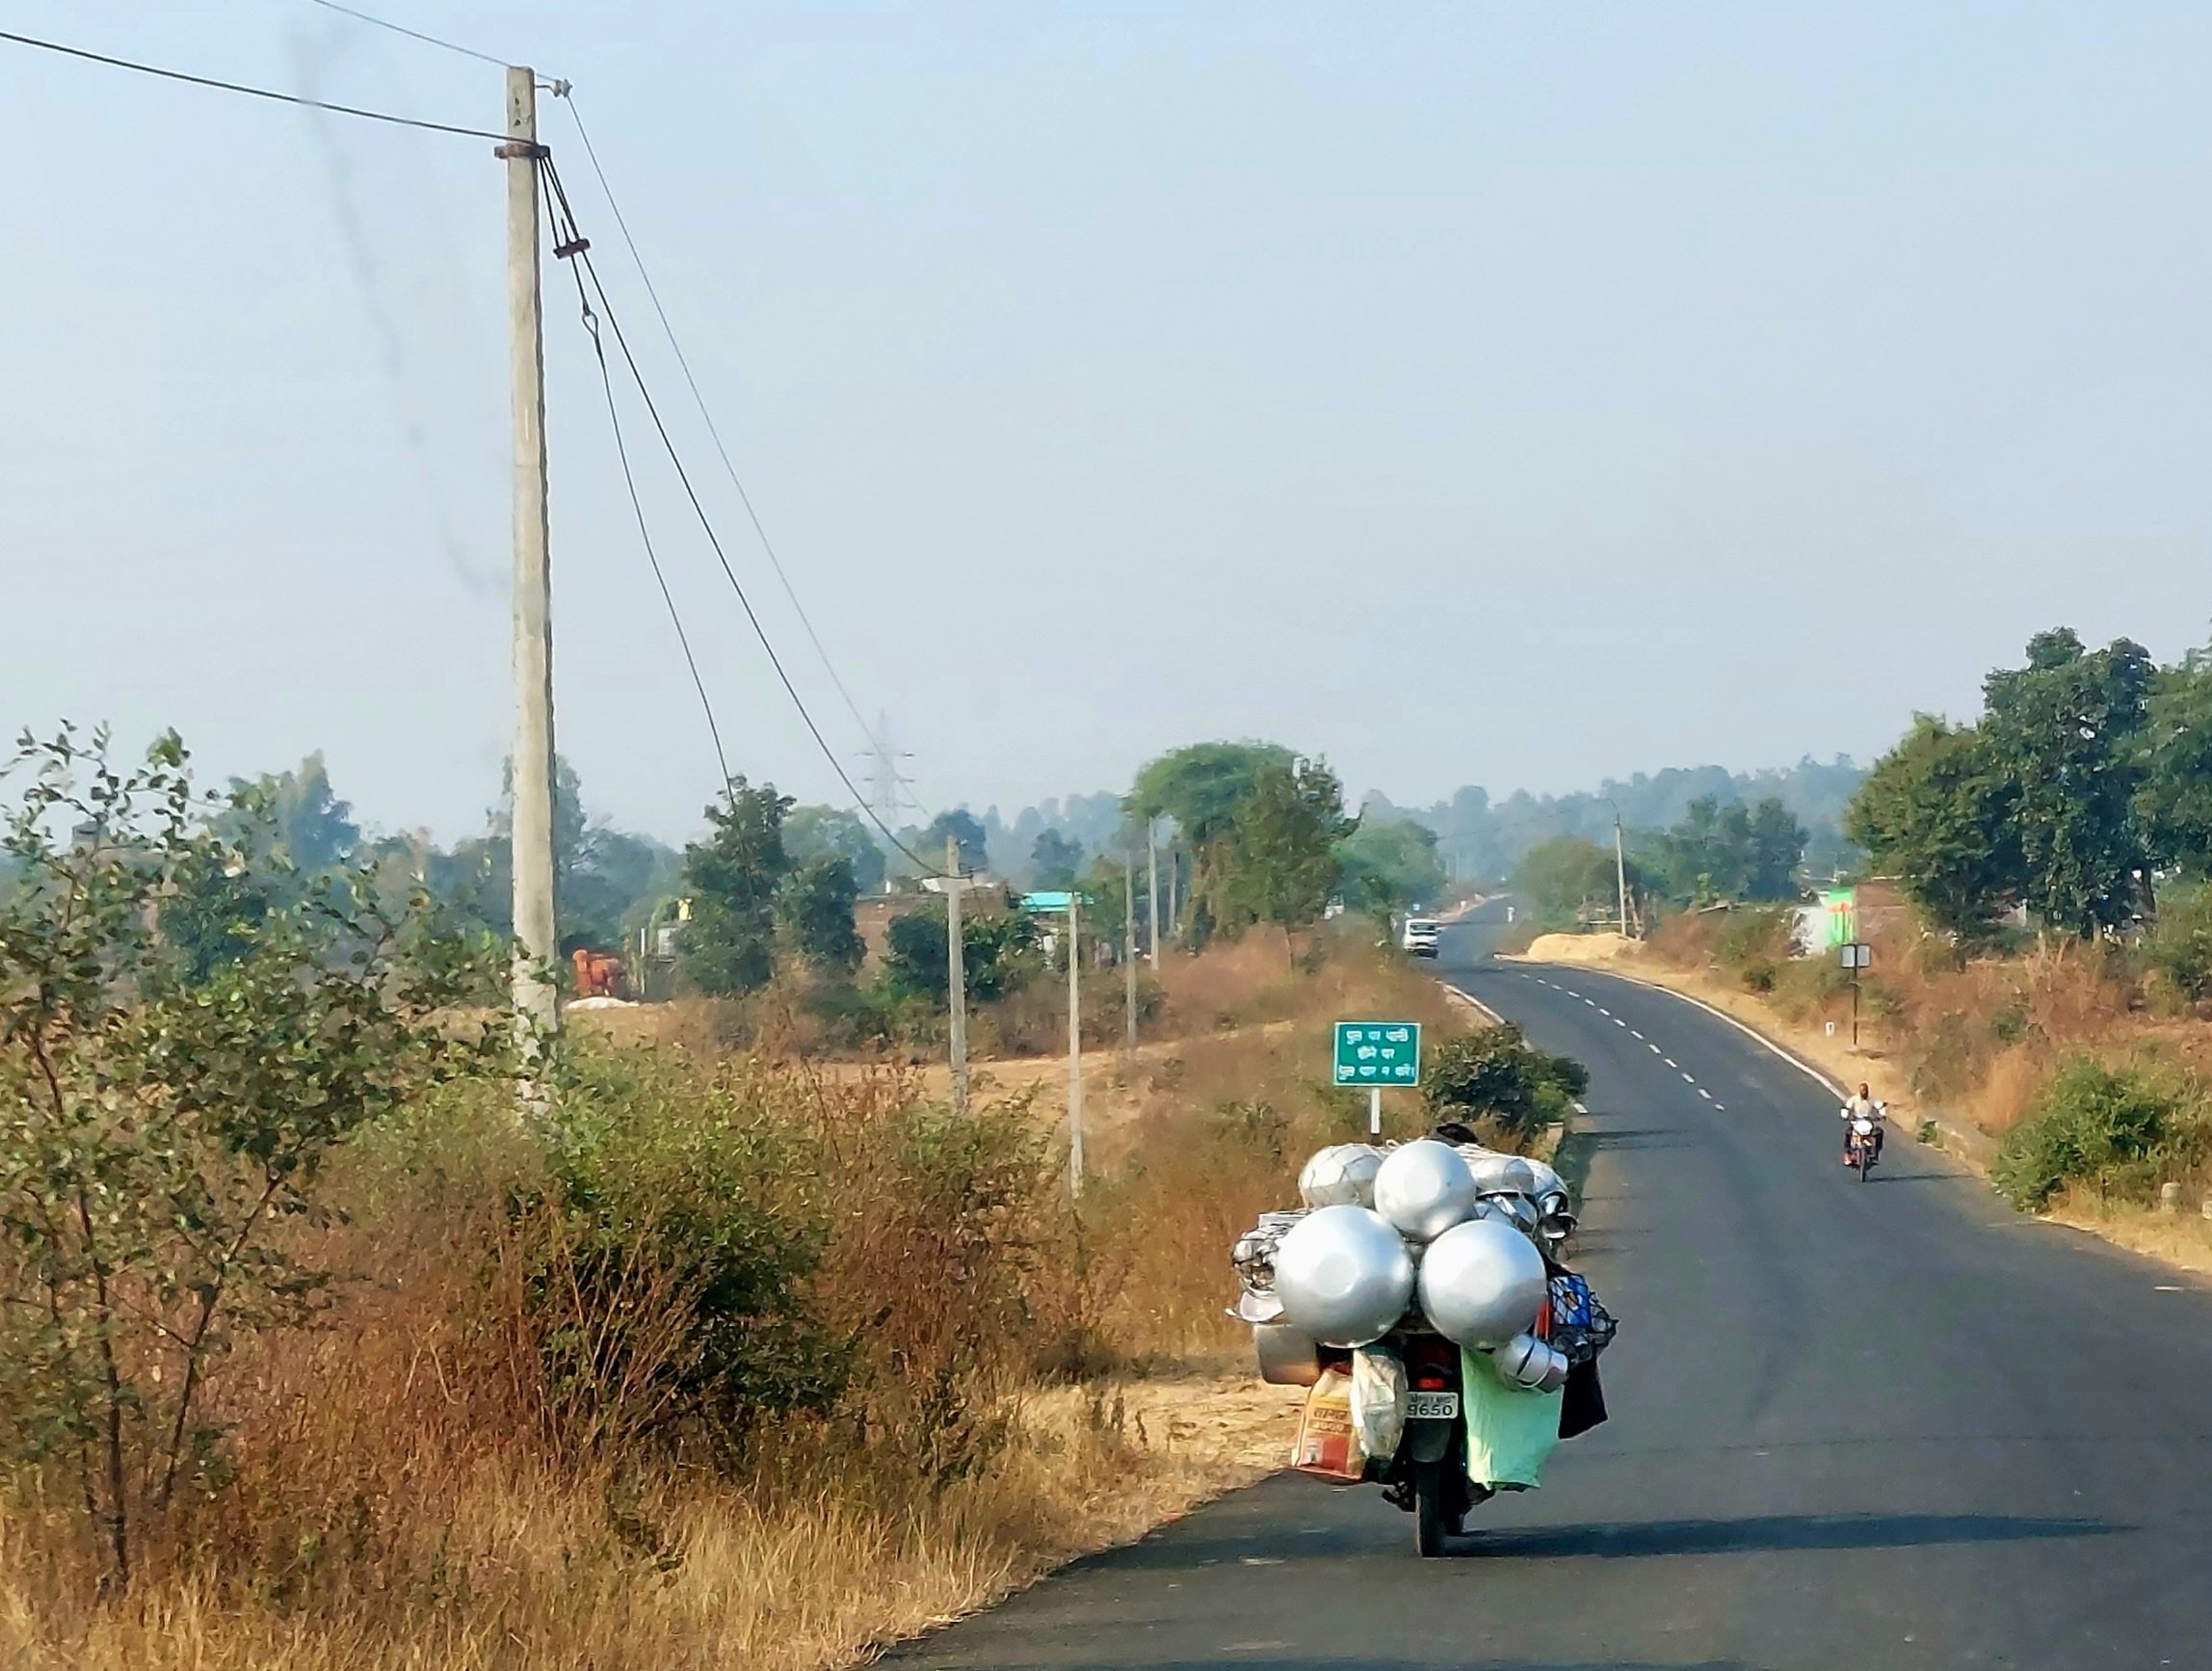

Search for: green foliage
xmin=1641 ymin=795 xmax=1805 ymax=906
xmin=1028 ymin=828 xmax=1084 ymax=890
xmin=1990 ymin=1056 xmax=2203 ymax=1211
xmin=882 ymin=901 xmax=1040 ymax=1005
xmin=782 ymin=855 xmax=865 ymax=973
xmin=922 ymin=809 xmax=989 ymax=874
xmin=2142 ymin=882 xmax=2212 ymax=1003
xmin=785 ymin=805 xmax=887 ymax=896
xmin=1847 ymin=715 xmax=2021 ymax=940
xmin=678 ymin=780 xmax=794 ymax=995
xmin=1511 ymin=835 xmax=1637 ymax=932
xmin=1127 ymin=741 xmax=1294 ymax=843
xmin=1336 ymin=816 xmax=1447 ymax=917
xmin=1980 ymin=629 xmax=2153 ymax=938
xmin=533 ymin=1056 xmax=849 ymax=1450
xmin=1210 ymin=760 xmax=1350 ymax=932
xmin=1423 ymin=1024 xmax=1590 ymax=1139
xmin=0 ymin=726 xmax=507 ymax=1596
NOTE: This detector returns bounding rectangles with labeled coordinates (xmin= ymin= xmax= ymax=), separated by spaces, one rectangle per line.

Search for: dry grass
xmin=2 ymin=932 xmax=1444 ymax=1671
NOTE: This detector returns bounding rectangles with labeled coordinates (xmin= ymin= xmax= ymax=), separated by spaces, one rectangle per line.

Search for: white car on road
xmin=1401 ymin=916 xmax=1440 ymax=959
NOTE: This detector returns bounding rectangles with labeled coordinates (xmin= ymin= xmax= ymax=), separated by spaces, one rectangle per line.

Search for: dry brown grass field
xmin=2 ymin=930 xmax=1457 ymax=1671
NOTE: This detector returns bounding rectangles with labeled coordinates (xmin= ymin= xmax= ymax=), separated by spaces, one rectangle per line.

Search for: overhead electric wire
xmin=551 ymin=90 xmax=888 ymax=761
xmin=0 ymin=27 xmax=511 ymax=141
xmin=548 ymin=212 xmax=737 ymax=808
xmin=540 ymin=157 xmax=945 ymax=878
xmin=302 ymin=0 xmax=511 ymax=68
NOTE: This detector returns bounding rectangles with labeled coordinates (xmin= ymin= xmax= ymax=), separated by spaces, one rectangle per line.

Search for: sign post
xmin=1839 ymin=942 xmax=1873 ymax=1048
xmin=1332 ymin=1021 xmax=1423 ymax=1136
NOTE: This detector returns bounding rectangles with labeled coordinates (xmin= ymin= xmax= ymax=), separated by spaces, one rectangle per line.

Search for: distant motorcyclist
xmin=1840 ymin=1083 xmax=1885 ymax=1165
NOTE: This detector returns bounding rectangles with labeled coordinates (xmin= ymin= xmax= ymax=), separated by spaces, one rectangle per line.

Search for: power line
xmin=302 ymin=0 xmax=512 ymax=68
xmin=550 ymin=90 xmax=889 ymax=767
xmin=540 ymin=157 xmax=946 ymax=879
xmin=0 ymin=27 xmax=511 ymax=141
xmin=548 ymin=213 xmax=737 ymax=806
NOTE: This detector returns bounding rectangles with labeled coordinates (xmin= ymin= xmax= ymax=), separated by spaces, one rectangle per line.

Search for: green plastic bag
xmin=1461 ymin=1345 xmax=1563 ymax=1489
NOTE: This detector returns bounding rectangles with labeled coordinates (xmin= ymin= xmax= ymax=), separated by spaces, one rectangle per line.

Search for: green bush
xmin=2143 ymin=883 xmax=2212 ymax=1003
xmin=1990 ymin=1056 xmax=2206 ymax=1211
xmin=1423 ymin=1024 xmax=1590 ymax=1139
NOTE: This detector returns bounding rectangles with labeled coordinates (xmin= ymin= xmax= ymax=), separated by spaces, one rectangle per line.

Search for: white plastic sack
xmin=1350 ymin=1345 xmax=1408 ymax=1463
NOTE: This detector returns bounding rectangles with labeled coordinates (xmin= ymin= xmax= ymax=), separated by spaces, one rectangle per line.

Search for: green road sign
xmin=1333 ymin=1021 xmax=1422 ymax=1087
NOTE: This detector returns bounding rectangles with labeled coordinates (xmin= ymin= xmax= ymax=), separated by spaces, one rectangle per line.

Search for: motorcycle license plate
xmin=1406 ymin=1391 xmax=1461 ymax=1420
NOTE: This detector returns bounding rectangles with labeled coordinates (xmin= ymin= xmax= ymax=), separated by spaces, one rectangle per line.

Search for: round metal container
xmin=1416 ymin=1216 xmax=1549 ymax=1349
xmin=1372 ymin=1140 xmax=1479 ymax=1242
xmin=1273 ymin=1204 xmax=1417 ymax=1348
xmin=1298 ymin=1143 xmax=1385 ymax=1208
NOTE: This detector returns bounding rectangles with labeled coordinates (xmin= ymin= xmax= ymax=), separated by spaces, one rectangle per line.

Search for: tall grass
xmin=3 ymin=930 xmax=1437 ymax=1669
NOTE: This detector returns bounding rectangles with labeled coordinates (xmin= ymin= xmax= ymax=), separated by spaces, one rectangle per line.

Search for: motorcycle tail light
xmin=1412 ymin=1372 xmax=1448 ymax=1391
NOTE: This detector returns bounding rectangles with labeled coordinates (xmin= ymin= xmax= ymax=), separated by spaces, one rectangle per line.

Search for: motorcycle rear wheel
xmin=1413 ymin=1459 xmax=1451 ymax=1556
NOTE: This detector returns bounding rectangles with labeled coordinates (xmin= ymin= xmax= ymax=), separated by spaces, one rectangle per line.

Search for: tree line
xmin=1848 ymin=626 xmax=2212 ymax=942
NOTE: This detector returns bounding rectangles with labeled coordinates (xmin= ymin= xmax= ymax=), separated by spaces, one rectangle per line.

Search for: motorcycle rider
xmin=1840 ymin=1082 xmax=1885 ymax=1165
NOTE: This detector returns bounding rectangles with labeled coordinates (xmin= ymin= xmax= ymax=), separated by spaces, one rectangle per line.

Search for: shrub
xmin=1423 ymin=1023 xmax=1590 ymax=1139
xmin=1990 ymin=1056 xmax=2205 ymax=1211
xmin=2143 ymin=883 xmax=2212 ymax=1003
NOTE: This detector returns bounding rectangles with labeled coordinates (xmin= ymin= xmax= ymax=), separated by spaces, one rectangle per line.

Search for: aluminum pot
xmin=1416 ymin=1216 xmax=1548 ymax=1349
xmin=1372 ymin=1139 xmax=1479 ymax=1242
xmin=1252 ymin=1322 xmax=1324 ymax=1387
xmin=1298 ymin=1143 xmax=1386 ymax=1209
xmin=1492 ymin=1331 xmax=1571 ymax=1392
xmin=1273 ymin=1204 xmax=1416 ymax=1348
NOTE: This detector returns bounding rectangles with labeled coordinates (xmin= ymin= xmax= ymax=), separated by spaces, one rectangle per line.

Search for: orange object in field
xmin=570 ymin=948 xmax=625 ymax=998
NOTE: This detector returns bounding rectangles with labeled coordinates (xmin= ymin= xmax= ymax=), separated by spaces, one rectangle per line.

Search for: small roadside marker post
xmin=1333 ymin=1021 xmax=1423 ymax=1136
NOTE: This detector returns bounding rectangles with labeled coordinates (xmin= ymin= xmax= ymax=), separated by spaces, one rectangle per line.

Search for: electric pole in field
xmin=1146 ymin=819 xmax=1161 ymax=968
xmin=1066 ymin=893 xmax=1084 ymax=1197
xmin=1123 ymin=848 xmax=1139 ymax=1055
xmin=502 ymin=66 xmax=559 ymax=1049
xmin=923 ymin=836 xmax=977 ymax=1114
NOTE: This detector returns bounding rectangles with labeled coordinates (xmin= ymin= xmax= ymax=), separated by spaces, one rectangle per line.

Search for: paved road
xmin=892 ymin=904 xmax=2212 ymax=1670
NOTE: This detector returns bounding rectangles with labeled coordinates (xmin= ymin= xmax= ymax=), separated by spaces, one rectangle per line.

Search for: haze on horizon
xmin=4 ymin=0 xmax=2206 ymax=846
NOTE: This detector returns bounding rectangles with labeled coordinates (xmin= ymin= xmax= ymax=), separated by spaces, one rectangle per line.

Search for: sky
xmin=4 ymin=1 xmax=2209 ymax=845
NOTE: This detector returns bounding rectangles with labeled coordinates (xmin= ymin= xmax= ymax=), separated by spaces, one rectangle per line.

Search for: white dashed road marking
xmin=1698 ymin=1088 xmax=1713 ymax=1101
xmin=1681 ymin=1072 xmax=1697 ymax=1084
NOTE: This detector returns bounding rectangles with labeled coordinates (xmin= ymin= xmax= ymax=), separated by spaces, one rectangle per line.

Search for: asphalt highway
xmin=890 ymin=903 xmax=2212 ymax=1670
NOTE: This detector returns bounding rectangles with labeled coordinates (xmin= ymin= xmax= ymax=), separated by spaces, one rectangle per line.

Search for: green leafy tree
xmin=882 ymin=903 xmax=1038 ymax=1004
xmin=1213 ymin=760 xmax=1351 ymax=931
xmin=224 ymin=752 xmax=360 ymax=876
xmin=678 ymin=780 xmax=794 ymax=995
xmin=782 ymin=855 xmax=864 ymax=973
xmin=1847 ymin=716 xmax=2020 ymax=941
xmin=1978 ymin=628 xmax=2154 ymax=937
xmin=1335 ymin=815 xmax=1447 ymax=917
xmin=785 ymin=806 xmax=888 ymax=895
xmin=922 ymin=809 xmax=989 ymax=874
xmin=1127 ymin=742 xmax=1294 ymax=844
xmin=1028 ymin=829 xmax=1084 ymax=890
xmin=2137 ymin=643 xmax=2212 ymax=879
xmin=1644 ymin=796 xmax=1805 ymax=906
xmin=0 ymin=727 xmax=504 ymax=1597
xmin=1512 ymin=835 xmax=1638 ymax=931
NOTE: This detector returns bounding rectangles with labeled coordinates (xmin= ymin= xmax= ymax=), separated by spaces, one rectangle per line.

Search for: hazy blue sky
xmin=5 ymin=2 xmax=2208 ymax=843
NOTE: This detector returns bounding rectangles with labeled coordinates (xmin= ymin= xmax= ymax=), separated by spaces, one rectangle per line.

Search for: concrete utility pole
xmin=943 ymin=836 xmax=969 ymax=1114
xmin=1066 ymin=894 xmax=1084 ymax=1197
xmin=1600 ymin=795 xmax=1631 ymax=940
xmin=1123 ymin=849 xmax=1139 ymax=1055
xmin=1146 ymin=820 xmax=1161 ymax=968
xmin=502 ymin=66 xmax=559 ymax=1049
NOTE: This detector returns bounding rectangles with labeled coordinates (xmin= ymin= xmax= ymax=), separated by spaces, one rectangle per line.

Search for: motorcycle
xmin=1844 ymin=1111 xmax=1881 ymax=1180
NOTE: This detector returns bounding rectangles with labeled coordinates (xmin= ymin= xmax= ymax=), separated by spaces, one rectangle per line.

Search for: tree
xmin=0 ymin=727 xmax=503 ymax=1597
xmin=1512 ymin=836 xmax=1637 ymax=931
xmin=225 ymin=752 xmax=360 ymax=876
xmin=1336 ymin=816 xmax=1447 ymax=917
xmin=2137 ymin=643 xmax=2212 ymax=878
xmin=678 ymin=780 xmax=794 ymax=995
xmin=1847 ymin=716 xmax=2019 ymax=940
xmin=881 ymin=902 xmax=1037 ymax=1004
xmin=1978 ymin=629 xmax=2153 ymax=937
xmin=923 ymin=809 xmax=988 ymax=874
xmin=782 ymin=855 xmax=864 ymax=973
xmin=1643 ymin=796 xmax=1805 ymax=906
xmin=1028 ymin=829 xmax=1084 ymax=890
xmin=1127 ymin=741 xmax=1293 ymax=843
xmin=785 ymin=806 xmax=887 ymax=895
xmin=1212 ymin=759 xmax=1351 ymax=931
xmin=1745 ymin=798 xmax=1808 ymax=899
